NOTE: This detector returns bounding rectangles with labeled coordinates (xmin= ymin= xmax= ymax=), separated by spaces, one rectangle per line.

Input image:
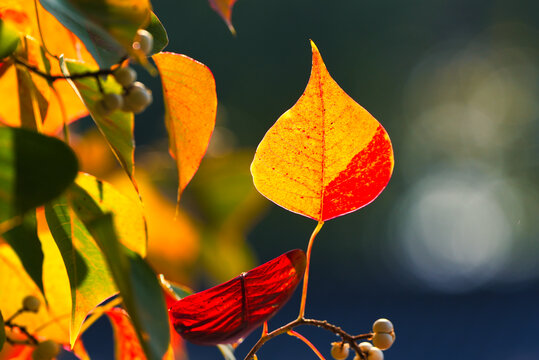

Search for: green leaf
xmin=0 ymin=127 xmax=78 ymax=222
xmin=39 ymin=0 xmax=151 ymax=68
xmin=0 ymin=310 xmax=5 ymax=351
xmin=67 ymin=184 xmax=169 ymax=360
xmin=44 ymin=196 xmax=117 ymax=347
xmin=0 ymin=19 xmax=20 ymax=59
xmin=145 ymin=12 xmax=168 ymax=55
xmin=75 ymin=173 xmax=147 ymax=256
xmin=3 ymin=212 xmax=45 ymax=299
xmin=62 ymin=60 xmax=137 ymax=192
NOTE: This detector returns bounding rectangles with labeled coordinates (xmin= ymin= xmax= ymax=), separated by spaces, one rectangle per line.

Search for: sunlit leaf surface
xmin=3 ymin=212 xmax=45 ymax=298
xmin=170 ymin=249 xmax=306 ymax=345
xmin=68 ymin=186 xmax=169 ymax=360
xmin=64 ymin=60 xmax=136 ymax=191
xmin=152 ymin=52 xmax=216 ymax=204
xmin=44 ymin=196 xmax=117 ymax=347
xmin=0 ymin=0 xmax=95 ymax=134
xmin=251 ymin=41 xmax=394 ymax=221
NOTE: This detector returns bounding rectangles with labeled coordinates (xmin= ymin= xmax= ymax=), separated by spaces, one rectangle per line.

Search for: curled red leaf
xmin=169 ymin=249 xmax=306 ymax=345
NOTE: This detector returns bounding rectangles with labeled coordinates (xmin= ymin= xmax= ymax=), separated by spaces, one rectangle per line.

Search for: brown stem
xmin=243 ymin=317 xmax=371 ymax=360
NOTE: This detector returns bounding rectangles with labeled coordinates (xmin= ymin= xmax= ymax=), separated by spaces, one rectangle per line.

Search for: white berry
xmin=359 ymin=342 xmax=373 ymax=353
xmin=330 ymin=342 xmax=350 ymax=360
xmin=22 ymin=295 xmax=41 ymax=312
xmin=32 ymin=340 xmax=60 ymax=360
xmin=124 ymin=82 xmax=152 ymax=114
xmin=133 ymin=29 xmax=153 ymax=55
xmin=367 ymin=347 xmax=384 ymax=360
xmin=372 ymin=319 xmax=393 ymax=334
xmin=372 ymin=333 xmax=394 ymax=350
xmin=113 ymin=66 xmax=137 ymax=88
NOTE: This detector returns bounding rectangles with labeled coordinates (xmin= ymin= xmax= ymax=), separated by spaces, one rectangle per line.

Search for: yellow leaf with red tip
xmin=251 ymin=41 xmax=394 ymax=222
xmin=208 ymin=0 xmax=238 ymax=34
xmin=152 ymin=52 xmax=217 ymax=204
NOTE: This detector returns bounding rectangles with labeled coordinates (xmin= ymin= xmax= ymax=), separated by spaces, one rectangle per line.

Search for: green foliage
xmin=0 ymin=19 xmax=20 ymax=60
xmin=0 ymin=127 xmax=78 ymax=222
xmin=39 ymin=0 xmax=150 ymax=67
xmin=44 ymin=196 xmax=117 ymax=347
xmin=63 ymin=60 xmax=136 ymax=186
xmin=145 ymin=12 xmax=169 ymax=56
xmin=68 ymin=184 xmax=169 ymax=360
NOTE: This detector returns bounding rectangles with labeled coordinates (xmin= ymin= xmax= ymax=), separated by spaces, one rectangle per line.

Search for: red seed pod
xmin=169 ymin=249 xmax=306 ymax=345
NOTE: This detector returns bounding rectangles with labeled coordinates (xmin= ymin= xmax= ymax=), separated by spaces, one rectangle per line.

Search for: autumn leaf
xmin=0 ymin=0 xmax=95 ymax=134
xmin=0 ymin=235 xmax=71 ymax=345
xmin=208 ymin=0 xmax=238 ymax=34
xmin=152 ymin=52 xmax=217 ymax=205
xmin=169 ymin=249 xmax=306 ymax=345
xmin=251 ymin=41 xmax=394 ymax=222
xmin=39 ymin=0 xmax=151 ymax=67
xmin=63 ymin=60 xmax=137 ymax=191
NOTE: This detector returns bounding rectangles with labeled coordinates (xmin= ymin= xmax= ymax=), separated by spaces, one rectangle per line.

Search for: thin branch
xmin=12 ymin=56 xmax=116 ymax=83
xmin=242 ymin=317 xmax=371 ymax=360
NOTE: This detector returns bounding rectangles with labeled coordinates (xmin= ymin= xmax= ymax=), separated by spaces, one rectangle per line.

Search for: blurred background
xmin=77 ymin=0 xmax=539 ymax=359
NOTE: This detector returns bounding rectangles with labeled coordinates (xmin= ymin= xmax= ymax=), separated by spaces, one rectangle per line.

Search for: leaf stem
xmin=298 ymin=221 xmax=324 ymax=319
xmin=287 ymin=330 xmax=326 ymax=360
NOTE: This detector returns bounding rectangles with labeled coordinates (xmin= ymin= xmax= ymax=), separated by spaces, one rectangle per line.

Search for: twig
xmin=243 ymin=317 xmax=371 ymax=360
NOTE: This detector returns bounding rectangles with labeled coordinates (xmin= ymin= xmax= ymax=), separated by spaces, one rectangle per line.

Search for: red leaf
xmin=169 ymin=249 xmax=306 ymax=345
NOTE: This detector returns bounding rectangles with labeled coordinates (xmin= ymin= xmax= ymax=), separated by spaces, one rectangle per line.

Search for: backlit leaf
xmin=208 ymin=0 xmax=238 ymax=34
xmin=0 ymin=127 xmax=78 ymax=222
xmin=251 ymin=41 xmax=394 ymax=221
xmin=63 ymin=60 xmax=137 ymax=191
xmin=44 ymin=196 xmax=117 ymax=347
xmin=3 ymin=211 xmax=45 ymax=298
xmin=0 ymin=231 xmax=71 ymax=344
xmin=39 ymin=0 xmax=151 ymax=68
xmin=144 ymin=12 xmax=168 ymax=56
xmin=0 ymin=1 xmax=94 ymax=134
xmin=0 ymin=18 xmax=20 ymax=59
xmin=152 ymin=52 xmax=217 ymax=204
xmin=75 ymin=173 xmax=146 ymax=256
xmin=67 ymin=185 xmax=170 ymax=360
xmin=170 ymin=249 xmax=306 ymax=345
xmin=106 ymin=308 xmax=145 ymax=360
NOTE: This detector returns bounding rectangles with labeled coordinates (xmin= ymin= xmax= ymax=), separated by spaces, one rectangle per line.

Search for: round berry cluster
xmin=330 ymin=318 xmax=395 ymax=360
xmin=96 ymin=29 xmax=154 ymax=116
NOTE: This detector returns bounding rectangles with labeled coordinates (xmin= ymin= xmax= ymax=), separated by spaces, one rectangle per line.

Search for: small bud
xmin=22 ymin=295 xmax=40 ymax=312
xmin=32 ymin=340 xmax=60 ymax=360
xmin=133 ymin=29 xmax=153 ymax=55
xmin=372 ymin=319 xmax=393 ymax=334
xmin=367 ymin=347 xmax=384 ymax=360
xmin=330 ymin=342 xmax=350 ymax=360
xmin=102 ymin=93 xmax=123 ymax=112
xmin=113 ymin=66 xmax=137 ymax=88
xmin=372 ymin=333 xmax=394 ymax=350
